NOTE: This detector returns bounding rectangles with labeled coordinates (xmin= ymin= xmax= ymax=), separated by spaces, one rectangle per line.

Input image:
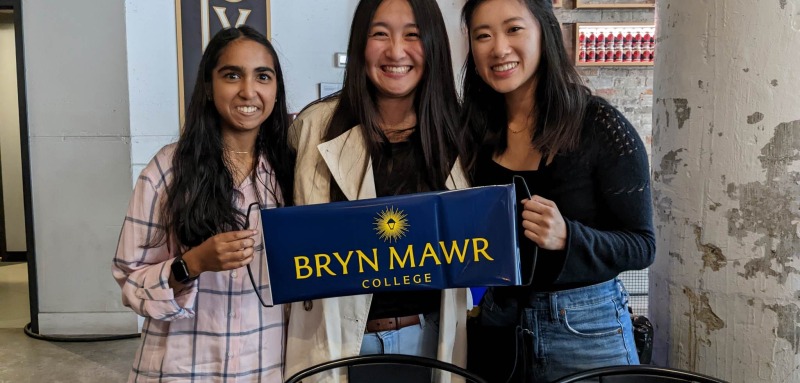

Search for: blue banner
xmin=260 ymin=185 xmax=521 ymax=304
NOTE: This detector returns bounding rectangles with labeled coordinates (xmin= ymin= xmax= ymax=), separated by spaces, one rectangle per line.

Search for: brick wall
xmin=555 ymin=1 xmax=655 ymax=153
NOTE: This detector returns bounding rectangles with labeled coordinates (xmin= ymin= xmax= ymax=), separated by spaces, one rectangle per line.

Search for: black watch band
xmin=171 ymin=255 xmax=198 ymax=284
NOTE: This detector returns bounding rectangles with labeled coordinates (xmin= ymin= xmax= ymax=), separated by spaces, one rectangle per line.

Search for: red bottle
xmin=633 ymin=30 xmax=642 ymax=50
xmin=596 ymin=31 xmax=604 ymax=49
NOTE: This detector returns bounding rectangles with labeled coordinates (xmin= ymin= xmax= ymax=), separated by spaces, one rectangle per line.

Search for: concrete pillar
xmin=651 ymin=1 xmax=800 ymax=382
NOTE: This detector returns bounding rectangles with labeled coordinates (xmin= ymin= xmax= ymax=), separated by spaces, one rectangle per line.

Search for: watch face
xmin=172 ymin=257 xmax=192 ymax=283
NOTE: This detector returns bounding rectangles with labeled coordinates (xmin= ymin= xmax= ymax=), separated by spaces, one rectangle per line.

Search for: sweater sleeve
xmin=554 ymin=102 xmax=656 ymax=284
xmin=111 ymin=152 xmax=198 ymax=321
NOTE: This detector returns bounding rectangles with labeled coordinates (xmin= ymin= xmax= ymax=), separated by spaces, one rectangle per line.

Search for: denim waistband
xmin=524 ymin=278 xmax=625 ymax=314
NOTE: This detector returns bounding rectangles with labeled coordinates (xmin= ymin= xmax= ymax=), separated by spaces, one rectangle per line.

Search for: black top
xmin=473 ymin=97 xmax=655 ymax=297
xmin=368 ymin=129 xmax=441 ymax=320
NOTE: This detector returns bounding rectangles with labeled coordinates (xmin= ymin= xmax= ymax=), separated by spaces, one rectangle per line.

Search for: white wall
xmin=23 ymin=0 xmax=136 ymax=334
xmin=125 ymin=0 xmax=180 ymax=183
xmin=0 ymin=12 xmax=26 ymax=252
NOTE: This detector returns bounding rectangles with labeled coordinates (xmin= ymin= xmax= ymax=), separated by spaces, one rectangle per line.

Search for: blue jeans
xmin=359 ymin=313 xmax=439 ymax=358
xmin=479 ymin=278 xmax=639 ymax=382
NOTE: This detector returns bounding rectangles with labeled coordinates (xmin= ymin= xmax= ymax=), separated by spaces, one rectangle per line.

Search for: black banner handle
xmin=511 ymin=176 xmax=537 ymax=286
xmin=244 ymin=202 xmax=274 ymax=307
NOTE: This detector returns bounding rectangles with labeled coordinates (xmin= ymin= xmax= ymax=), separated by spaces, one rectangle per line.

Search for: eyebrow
xmin=217 ymin=65 xmax=276 ymax=74
xmin=370 ymin=21 xmax=419 ymax=29
xmin=472 ymin=17 xmax=525 ymax=32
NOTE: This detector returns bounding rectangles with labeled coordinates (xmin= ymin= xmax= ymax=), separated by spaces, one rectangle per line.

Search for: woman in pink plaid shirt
xmin=112 ymin=26 xmax=295 ymax=382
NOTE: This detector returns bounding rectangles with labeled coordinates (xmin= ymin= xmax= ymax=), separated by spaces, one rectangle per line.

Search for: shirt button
xmin=228 ymin=312 xmax=236 ymax=318
xmin=231 ymin=271 xmax=238 ymax=278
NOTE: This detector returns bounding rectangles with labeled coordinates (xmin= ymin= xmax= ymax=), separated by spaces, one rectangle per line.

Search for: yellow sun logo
xmin=374 ymin=206 xmax=410 ymax=243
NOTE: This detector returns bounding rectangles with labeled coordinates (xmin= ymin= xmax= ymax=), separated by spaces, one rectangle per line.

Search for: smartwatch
xmin=171 ymin=255 xmax=198 ymax=284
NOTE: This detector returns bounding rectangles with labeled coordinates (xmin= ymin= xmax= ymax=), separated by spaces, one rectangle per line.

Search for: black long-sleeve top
xmin=473 ymin=97 xmax=655 ymax=296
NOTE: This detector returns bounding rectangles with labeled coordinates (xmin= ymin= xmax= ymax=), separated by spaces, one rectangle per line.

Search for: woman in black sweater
xmin=460 ymin=0 xmax=655 ymax=382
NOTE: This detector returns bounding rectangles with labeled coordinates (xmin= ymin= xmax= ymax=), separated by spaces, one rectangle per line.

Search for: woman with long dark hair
xmin=461 ymin=0 xmax=655 ymax=381
xmin=112 ymin=26 xmax=294 ymax=382
xmin=283 ymin=0 xmax=468 ymax=381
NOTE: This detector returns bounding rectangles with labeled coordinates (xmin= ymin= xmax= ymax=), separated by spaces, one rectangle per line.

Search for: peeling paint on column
xmin=683 ymin=287 xmax=725 ymax=370
xmin=653 ymin=1 xmax=800 ymax=378
xmin=656 ymin=98 xmax=670 ymax=129
xmin=654 ymin=148 xmax=684 ymax=184
xmin=694 ymin=226 xmax=726 ymax=271
xmin=726 ymin=183 xmax=737 ymax=199
xmin=764 ymin=303 xmax=800 ymax=354
xmin=726 ymin=120 xmax=800 ymax=284
xmin=747 ymin=112 xmax=765 ymax=124
xmin=653 ymin=189 xmax=673 ymax=223
xmin=674 ymin=99 xmax=691 ymax=129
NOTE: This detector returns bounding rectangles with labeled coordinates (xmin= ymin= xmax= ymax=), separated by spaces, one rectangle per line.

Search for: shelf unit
xmin=574 ymin=22 xmax=655 ymax=67
xmin=575 ymin=0 xmax=655 ymax=9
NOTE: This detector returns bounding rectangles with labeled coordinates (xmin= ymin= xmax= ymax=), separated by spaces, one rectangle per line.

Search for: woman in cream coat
xmin=284 ymin=0 xmax=469 ymax=381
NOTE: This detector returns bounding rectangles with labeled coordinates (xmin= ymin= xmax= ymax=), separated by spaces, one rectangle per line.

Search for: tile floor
xmin=0 ymin=263 xmax=139 ymax=383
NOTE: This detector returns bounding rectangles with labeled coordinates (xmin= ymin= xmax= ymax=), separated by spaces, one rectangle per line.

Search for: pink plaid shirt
xmin=113 ymin=144 xmax=285 ymax=383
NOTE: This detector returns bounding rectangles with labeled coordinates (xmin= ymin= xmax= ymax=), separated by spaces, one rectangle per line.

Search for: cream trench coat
xmin=284 ymin=99 xmax=470 ymax=383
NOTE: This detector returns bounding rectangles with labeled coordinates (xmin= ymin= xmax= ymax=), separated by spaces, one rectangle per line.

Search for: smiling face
xmin=211 ymin=38 xmax=277 ymax=134
xmin=469 ymin=0 xmax=542 ymax=98
xmin=364 ymin=0 xmax=425 ymax=102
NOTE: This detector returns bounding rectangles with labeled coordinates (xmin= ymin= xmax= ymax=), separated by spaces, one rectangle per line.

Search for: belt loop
xmin=549 ymin=293 xmax=559 ymax=322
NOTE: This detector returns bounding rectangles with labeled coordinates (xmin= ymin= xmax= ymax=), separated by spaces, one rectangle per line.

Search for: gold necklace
xmin=508 ymin=125 xmax=528 ymax=134
xmin=224 ymin=148 xmax=250 ymax=154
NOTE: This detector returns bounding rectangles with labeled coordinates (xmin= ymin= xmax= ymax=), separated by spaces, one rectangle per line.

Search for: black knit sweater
xmin=473 ymin=96 xmax=655 ymax=295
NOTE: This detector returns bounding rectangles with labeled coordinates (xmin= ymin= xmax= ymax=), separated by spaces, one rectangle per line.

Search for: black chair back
xmin=552 ymin=365 xmax=729 ymax=383
xmin=284 ymin=354 xmax=488 ymax=383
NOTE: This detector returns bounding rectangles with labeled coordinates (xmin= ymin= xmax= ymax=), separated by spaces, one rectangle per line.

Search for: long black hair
xmin=151 ymin=26 xmax=294 ymax=248
xmin=321 ymin=0 xmax=462 ymax=200
xmin=460 ymin=0 xmax=591 ymax=173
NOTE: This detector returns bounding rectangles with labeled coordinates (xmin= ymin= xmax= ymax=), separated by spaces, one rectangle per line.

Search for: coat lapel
xmin=317 ymin=126 xmax=377 ymax=201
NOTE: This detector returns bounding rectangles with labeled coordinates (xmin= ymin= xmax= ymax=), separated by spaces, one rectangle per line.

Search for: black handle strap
xmin=512 ymin=176 xmax=537 ymax=287
xmin=244 ymin=202 xmax=274 ymax=307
